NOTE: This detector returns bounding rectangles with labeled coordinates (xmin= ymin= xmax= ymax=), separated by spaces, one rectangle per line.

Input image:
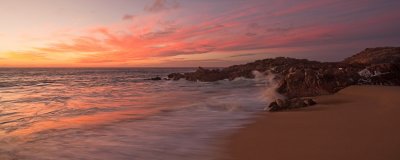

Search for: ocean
xmin=0 ymin=68 xmax=275 ymax=160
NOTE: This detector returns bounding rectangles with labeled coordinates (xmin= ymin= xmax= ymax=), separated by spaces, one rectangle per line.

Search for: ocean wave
xmin=0 ymin=68 xmax=278 ymax=160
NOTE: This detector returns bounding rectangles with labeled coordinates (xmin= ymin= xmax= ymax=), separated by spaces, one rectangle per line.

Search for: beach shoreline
xmin=221 ymin=85 xmax=400 ymax=160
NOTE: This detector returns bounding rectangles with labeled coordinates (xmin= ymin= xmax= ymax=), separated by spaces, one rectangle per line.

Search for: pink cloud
xmin=20 ymin=0 xmax=400 ymax=66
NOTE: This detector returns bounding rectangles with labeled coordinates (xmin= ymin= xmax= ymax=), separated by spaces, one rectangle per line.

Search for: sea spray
xmin=252 ymin=70 xmax=285 ymax=102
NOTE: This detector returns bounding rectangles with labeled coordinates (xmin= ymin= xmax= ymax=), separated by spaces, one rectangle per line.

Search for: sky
xmin=0 ymin=0 xmax=399 ymax=67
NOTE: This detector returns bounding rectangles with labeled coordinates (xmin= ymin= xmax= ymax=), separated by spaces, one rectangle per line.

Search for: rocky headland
xmin=165 ymin=47 xmax=400 ymax=111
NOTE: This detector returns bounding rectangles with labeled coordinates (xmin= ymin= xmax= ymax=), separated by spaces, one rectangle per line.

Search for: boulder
xmin=304 ymin=99 xmax=317 ymax=106
xmin=266 ymin=102 xmax=280 ymax=112
xmin=266 ymin=98 xmax=317 ymax=112
xmin=289 ymin=98 xmax=307 ymax=109
xmin=276 ymin=99 xmax=288 ymax=108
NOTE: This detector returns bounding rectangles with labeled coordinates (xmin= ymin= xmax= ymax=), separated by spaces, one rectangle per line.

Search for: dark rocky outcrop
xmin=182 ymin=67 xmax=227 ymax=82
xmin=344 ymin=47 xmax=400 ymax=64
xmin=168 ymin=58 xmax=366 ymax=98
xmin=266 ymin=98 xmax=317 ymax=112
xmin=146 ymin=77 xmax=162 ymax=81
xmin=167 ymin=73 xmax=185 ymax=80
xmin=167 ymin=47 xmax=400 ymax=101
xmin=275 ymin=62 xmax=364 ymax=98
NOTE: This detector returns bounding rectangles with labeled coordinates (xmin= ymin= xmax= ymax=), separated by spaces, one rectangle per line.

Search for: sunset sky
xmin=0 ymin=0 xmax=399 ymax=67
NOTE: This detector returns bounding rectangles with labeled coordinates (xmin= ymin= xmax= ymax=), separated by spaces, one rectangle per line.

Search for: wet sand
xmin=224 ymin=85 xmax=400 ymax=160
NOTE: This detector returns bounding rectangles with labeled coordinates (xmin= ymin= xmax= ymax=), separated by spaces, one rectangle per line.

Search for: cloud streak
xmin=2 ymin=0 xmax=400 ymax=67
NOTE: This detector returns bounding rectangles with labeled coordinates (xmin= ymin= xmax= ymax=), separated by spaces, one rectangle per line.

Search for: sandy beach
xmin=224 ymin=85 xmax=400 ymax=160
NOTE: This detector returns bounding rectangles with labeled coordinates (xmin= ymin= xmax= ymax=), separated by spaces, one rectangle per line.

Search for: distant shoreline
xmin=222 ymin=85 xmax=400 ymax=160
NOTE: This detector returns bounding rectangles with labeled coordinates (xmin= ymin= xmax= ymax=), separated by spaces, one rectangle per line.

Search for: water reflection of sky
xmin=0 ymin=69 xmax=269 ymax=160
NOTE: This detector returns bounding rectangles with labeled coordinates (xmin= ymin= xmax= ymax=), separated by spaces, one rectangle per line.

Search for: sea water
xmin=0 ymin=68 xmax=275 ymax=160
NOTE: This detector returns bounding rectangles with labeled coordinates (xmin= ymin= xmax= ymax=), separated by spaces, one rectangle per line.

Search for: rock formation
xmin=266 ymin=98 xmax=317 ymax=112
xmin=344 ymin=47 xmax=400 ymax=64
xmin=146 ymin=77 xmax=162 ymax=81
xmin=164 ymin=47 xmax=400 ymax=111
xmin=167 ymin=47 xmax=400 ymax=100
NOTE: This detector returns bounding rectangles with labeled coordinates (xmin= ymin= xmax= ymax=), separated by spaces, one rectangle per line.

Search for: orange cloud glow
xmin=1 ymin=0 xmax=399 ymax=67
